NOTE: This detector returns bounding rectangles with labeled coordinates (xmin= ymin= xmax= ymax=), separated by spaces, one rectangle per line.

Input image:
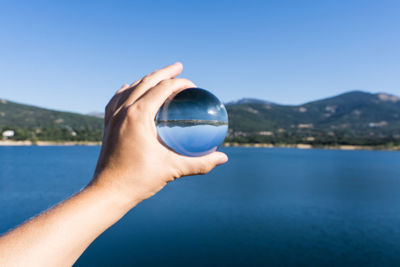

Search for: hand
xmin=0 ymin=62 xmax=228 ymax=266
xmin=90 ymin=62 xmax=228 ymax=206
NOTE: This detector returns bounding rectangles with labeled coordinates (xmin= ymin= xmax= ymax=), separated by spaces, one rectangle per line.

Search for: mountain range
xmin=1 ymin=91 xmax=399 ymax=147
xmin=226 ymin=91 xmax=400 ymax=146
xmin=0 ymin=99 xmax=103 ymax=141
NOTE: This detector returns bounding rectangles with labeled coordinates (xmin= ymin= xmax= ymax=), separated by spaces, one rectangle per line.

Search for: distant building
xmin=369 ymin=121 xmax=388 ymax=128
xmin=258 ymin=131 xmax=274 ymax=136
xmin=2 ymin=130 xmax=15 ymax=139
xmin=298 ymin=123 xmax=313 ymax=129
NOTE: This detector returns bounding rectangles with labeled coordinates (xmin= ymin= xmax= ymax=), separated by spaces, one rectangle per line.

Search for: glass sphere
xmin=156 ymin=88 xmax=228 ymax=157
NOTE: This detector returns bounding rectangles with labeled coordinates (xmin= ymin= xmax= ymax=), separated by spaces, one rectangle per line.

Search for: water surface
xmin=1 ymin=147 xmax=400 ymax=266
xmin=157 ymin=124 xmax=228 ymax=156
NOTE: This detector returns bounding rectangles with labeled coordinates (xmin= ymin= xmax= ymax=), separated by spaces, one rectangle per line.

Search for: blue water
xmin=1 ymin=146 xmax=400 ymax=266
xmin=157 ymin=124 xmax=228 ymax=156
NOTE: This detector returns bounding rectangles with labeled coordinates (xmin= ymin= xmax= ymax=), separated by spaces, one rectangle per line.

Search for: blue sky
xmin=1 ymin=0 xmax=399 ymax=113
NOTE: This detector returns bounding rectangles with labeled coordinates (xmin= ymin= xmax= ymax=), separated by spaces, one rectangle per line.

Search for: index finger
xmin=124 ymin=62 xmax=183 ymax=107
xmin=135 ymin=78 xmax=196 ymax=118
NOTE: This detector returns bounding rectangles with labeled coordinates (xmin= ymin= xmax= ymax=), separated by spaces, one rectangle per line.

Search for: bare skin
xmin=0 ymin=62 xmax=228 ymax=266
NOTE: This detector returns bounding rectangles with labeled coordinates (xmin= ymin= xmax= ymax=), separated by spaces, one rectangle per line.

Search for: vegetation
xmin=226 ymin=91 xmax=400 ymax=147
xmin=0 ymin=100 xmax=103 ymax=142
xmin=1 ymin=90 xmax=400 ymax=148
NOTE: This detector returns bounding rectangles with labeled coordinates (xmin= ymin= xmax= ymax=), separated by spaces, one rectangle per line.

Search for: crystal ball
xmin=156 ymin=88 xmax=228 ymax=157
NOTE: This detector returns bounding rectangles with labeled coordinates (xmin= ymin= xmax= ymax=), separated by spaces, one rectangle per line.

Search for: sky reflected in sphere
xmin=156 ymin=88 xmax=228 ymax=157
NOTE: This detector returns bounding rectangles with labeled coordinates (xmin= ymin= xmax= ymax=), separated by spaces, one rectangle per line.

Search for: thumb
xmin=210 ymin=151 xmax=229 ymax=166
xmin=179 ymin=151 xmax=228 ymax=176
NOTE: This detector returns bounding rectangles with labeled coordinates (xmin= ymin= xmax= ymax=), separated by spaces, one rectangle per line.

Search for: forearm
xmin=0 ymin=63 xmax=227 ymax=266
xmin=0 ymin=174 xmax=139 ymax=266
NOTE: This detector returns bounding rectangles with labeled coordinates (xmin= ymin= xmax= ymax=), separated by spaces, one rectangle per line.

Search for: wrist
xmin=86 ymin=171 xmax=143 ymax=213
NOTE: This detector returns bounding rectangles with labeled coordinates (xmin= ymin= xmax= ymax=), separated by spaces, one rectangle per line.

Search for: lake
xmin=1 ymin=146 xmax=400 ymax=266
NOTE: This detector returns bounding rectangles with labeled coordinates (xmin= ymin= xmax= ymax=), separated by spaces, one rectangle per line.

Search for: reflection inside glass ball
xmin=156 ymin=88 xmax=228 ymax=157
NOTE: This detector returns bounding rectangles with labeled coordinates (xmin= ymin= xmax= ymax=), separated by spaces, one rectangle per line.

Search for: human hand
xmin=90 ymin=62 xmax=228 ymax=206
xmin=0 ymin=63 xmax=229 ymax=266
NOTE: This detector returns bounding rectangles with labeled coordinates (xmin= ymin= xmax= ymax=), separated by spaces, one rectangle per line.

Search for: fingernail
xmin=174 ymin=62 xmax=183 ymax=67
xmin=216 ymin=153 xmax=228 ymax=165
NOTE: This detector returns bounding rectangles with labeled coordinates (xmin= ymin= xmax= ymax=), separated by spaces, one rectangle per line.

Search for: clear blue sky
xmin=1 ymin=0 xmax=399 ymax=113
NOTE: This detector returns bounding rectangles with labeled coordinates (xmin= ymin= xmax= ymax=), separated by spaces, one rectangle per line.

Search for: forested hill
xmin=226 ymin=91 xmax=400 ymax=146
xmin=1 ymin=90 xmax=400 ymax=147
xmin=0 ymin=99 xmax=103 ymax=141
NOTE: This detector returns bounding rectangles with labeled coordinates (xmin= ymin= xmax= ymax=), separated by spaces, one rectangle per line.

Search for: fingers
xmin=129 ymin=79 xmax=142 ymax=88
xmin=104 ymin=84 xmax=131 ymax=124
xmin=135 ymin=78 xmax=196 ymax=118
xmin=117 ymin=83 xmax=130 ymax=94
xmin=125 ymin=62 xmax=183 ymax=106
xmin=178 ymin=152 xmax=228 ymax=176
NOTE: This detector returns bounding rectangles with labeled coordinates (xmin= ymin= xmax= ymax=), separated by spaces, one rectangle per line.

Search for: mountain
xmin=87 ymin=111 xmax=105 ymax=118
xmin=226 ymin=91 xmax=400 ymax=146
xmin=0 ymin=99 xmax=103 ymax=141
xmin=1 ymin=90 xmax=400 ymax=147
xmin=226 ymin=98 xmax=275 ymax=105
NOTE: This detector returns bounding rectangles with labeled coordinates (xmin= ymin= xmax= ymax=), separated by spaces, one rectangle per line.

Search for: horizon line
xmin=1 ymin=89 xmax=399 ymax=116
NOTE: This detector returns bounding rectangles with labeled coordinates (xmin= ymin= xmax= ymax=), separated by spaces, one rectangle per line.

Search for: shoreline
xmin=0 ymin=140 xmax=101 ymax=146
xmin=222 ymin=142 xmax=400 ymax=151
xmin=1 ymin=140 xmax=399 ymax=151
